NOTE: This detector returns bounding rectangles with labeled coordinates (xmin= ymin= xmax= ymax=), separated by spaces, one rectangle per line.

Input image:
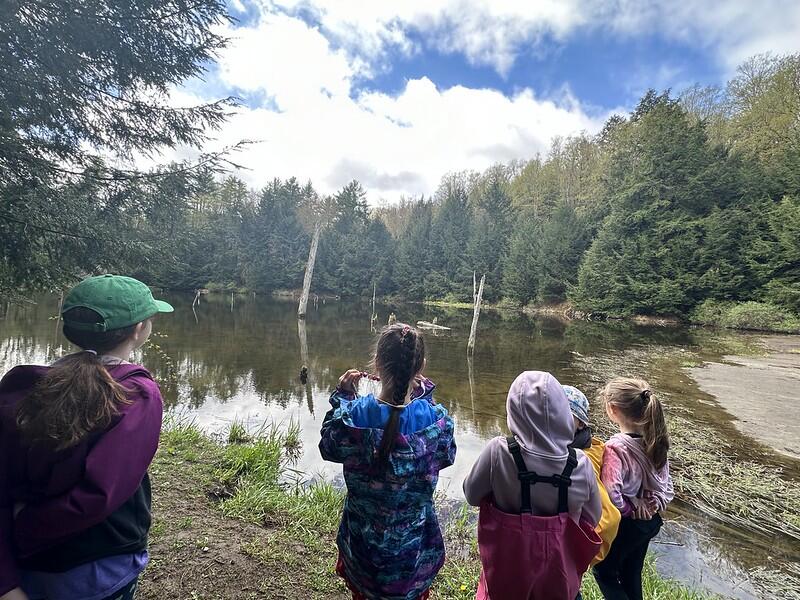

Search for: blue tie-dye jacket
xmin=319 ymin=379 xmax=456 ymax=600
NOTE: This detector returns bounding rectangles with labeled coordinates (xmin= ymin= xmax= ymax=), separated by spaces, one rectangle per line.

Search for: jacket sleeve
xmin=434 ymin=414 xmax=457 ymax=472
xmin=0 ymin=422 xmax=20 ymax=596
xmin=600 ymin=443 xmax=633 ymax=517
xmin=462 ymin=438 xmax=497 ymax=506
xmin=13 ymin=376 xmax=163 ymax=556
xmin=319 ymin=390 xmax=359 ymax=464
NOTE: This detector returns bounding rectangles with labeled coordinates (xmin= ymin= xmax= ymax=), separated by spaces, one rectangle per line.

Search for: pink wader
xmin=476 ymin=437 xmax=601 ymax=600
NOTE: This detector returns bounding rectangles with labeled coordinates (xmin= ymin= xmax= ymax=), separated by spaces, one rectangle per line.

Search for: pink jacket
xmin=601 ymin=433 xmax=674 ymax=517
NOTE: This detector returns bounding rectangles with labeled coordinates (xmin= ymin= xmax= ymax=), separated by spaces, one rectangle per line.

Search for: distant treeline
xmin=4 ymin=52 xmax=799 ymax=320
xmin=135 ymin=54 xmax=800 ymax=319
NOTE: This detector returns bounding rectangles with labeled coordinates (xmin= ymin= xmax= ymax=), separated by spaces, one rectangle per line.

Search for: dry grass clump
xmin=669 ymin=413 xmax=800 ymax=542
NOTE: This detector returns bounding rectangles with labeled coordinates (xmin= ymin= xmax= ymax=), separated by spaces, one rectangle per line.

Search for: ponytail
xmin=601 ymin=377 xmax=670 ymax=469
xmin=16 ymin=306 xmax=139 ymax=450
xmin=641 ymin=391 xmax=670 ymax=469
xmin=375 ymin=323 xmax=425 ymax=465
xmin=16 ymin=351 xmax=130 ymax=450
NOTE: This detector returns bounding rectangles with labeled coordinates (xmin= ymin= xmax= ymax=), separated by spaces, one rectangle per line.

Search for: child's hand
xmin=631 ymin=497 xmax=656 ymax=520
xmin=337 ymin=369 xmax=362 ymax=394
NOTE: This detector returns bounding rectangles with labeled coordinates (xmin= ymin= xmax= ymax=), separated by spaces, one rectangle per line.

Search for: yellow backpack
xmin=583 ymin=437 xmax=621 ymax=565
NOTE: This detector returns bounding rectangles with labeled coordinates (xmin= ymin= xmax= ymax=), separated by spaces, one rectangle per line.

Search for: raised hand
xmin=337 ymin=369 xmax=363 ymax=394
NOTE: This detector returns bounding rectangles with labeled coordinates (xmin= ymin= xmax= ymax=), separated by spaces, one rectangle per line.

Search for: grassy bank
xmin=425 ymin=296 xmax=800 ymax=335
xmin=690 ymin=300 xmax=800 ymax=334
xmin=140 ymin=418 xmax=713 ymax=600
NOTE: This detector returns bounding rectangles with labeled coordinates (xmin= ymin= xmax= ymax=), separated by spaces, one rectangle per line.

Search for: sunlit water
xmin=2 ymin=293 xmax=798 ymax=599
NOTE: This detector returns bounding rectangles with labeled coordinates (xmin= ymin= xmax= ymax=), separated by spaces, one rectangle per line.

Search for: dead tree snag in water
xmin=467 ymin=273 xmax=485 ymax=355
xmin=298 ymin=222 xmax=322 ymax=319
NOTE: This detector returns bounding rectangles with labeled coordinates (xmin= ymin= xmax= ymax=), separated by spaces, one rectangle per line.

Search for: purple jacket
xmin=0 ymin=363 xmax=163 ymax=596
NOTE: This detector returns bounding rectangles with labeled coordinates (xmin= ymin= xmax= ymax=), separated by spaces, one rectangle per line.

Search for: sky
xmin=168 ymin=0 xmax=800 ymax=202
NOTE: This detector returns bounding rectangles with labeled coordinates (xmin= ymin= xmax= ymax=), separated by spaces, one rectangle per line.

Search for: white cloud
xmin=262 ymin=0 xmax=800 ymax=77
xmin=216 ymin=12 xmax=356 ymax=110
xmin=156 ymin=1 xmax=800 ymax=202
xmin=178 ymin=12 xmax=605 ymax=201
xmin=269 ymin=0 xmax=587 ymax=76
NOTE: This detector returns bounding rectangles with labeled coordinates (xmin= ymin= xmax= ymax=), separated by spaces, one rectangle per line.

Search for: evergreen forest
xmin=1 ymin=2 xmax=798 ymax=324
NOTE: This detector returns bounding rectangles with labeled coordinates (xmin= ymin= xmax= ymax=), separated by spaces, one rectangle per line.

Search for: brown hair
xmin=374 ymin=323 xmax=425 ymax=464
xmin=600 ymin=377 xmax=670 ymax=469
xmin=16 ymin=307 xmax=138 ymax=449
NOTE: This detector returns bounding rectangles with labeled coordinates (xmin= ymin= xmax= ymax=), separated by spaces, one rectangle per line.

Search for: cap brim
xmin=154 ymin=299 xmax=174 ymax=313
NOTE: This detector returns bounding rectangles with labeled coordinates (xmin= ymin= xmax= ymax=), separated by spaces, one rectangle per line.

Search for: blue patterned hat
xmin=563 ymin=385 xmax=590 ymax=426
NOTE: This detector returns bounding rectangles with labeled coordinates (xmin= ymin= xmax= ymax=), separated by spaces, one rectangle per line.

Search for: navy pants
xmin=101 ymin=578 xmax=138 ymax=600
xmin=592 ymin=514 xmax=663 ymax=600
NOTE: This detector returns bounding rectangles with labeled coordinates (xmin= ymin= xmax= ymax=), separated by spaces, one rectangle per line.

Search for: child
xmin=463 ymin=371 xmax=602 ymax=600
xmin=0 ymin=275 xmax=172 ymax=600
xmin=563 ymin=385 xmax=621 ymax=567
xmin=592 ymin=378 xmax=674 ymax=600
xmin=319 ymin=324 xmax=456 ymax=600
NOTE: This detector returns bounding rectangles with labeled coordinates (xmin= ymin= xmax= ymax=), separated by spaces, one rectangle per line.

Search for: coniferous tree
xmin=572 ymin=93 xmax=731 ymax=315
xmin=243 ymin=179 xmax=309 ymax=292
xmin=468 ymin=167 xmax=512 ymax=301
xmin=503 ymin=212 xmax=541 ymax=304
xmin=0 ymin=0 xmax=233 ymax=299
xmin=393 ymin=200 xmax=433 ymax=300
xmin=535 ymin=204 xmax=591 ymax=302
xmin=430 ymin=175 xmax=472 ymax=299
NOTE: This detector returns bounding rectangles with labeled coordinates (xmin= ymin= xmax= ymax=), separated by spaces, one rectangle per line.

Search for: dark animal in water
xmin=300 ymin=365 xmax=308 ymax=384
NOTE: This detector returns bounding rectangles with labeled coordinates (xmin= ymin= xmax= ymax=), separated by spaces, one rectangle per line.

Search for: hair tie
xmin=401 ymin=325 xmax=411 ymax=336
xmin=641 ymin=389 xmax=652 ymax=402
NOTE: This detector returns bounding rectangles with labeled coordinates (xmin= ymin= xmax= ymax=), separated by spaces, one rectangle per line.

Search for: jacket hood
xmin=506 ymin=371 xmax=575 ymax=460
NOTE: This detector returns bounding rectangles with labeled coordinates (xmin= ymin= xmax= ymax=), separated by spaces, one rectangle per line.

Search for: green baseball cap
xmin=62 ymin=274 xmax=173 ymax=332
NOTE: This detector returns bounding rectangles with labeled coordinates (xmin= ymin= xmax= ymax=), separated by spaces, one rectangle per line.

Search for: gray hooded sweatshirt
xmin=463 ymin=371 xmax=601 ymax=526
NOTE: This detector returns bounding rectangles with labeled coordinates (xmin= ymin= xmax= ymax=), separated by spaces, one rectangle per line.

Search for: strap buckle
xmin=549 ymin=473 xmax=573 ymax=488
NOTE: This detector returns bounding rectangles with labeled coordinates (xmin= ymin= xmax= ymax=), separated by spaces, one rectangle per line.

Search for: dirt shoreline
xmin=687 ymin=335 xmax=800 ymax=460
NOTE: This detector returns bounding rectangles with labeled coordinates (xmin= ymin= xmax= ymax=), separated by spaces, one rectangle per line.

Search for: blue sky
xmin=361 ymin=30 xmax=719 ymax=114
xmin=168 ymin=0 xmax=800 ymax=200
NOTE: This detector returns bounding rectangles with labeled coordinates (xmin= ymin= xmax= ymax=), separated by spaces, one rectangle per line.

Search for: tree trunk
xmin=298 ymin=318 xmax=313 ymax=414
xmin=467 ymin=274 xmax=485 ymax=354
xmin=467 ymin=352 xmax=476 ymax=420
xmin=298 ymin=222 xmax=322 ymax=319
xmin=370 ymin=281 xmax=377 ymax=331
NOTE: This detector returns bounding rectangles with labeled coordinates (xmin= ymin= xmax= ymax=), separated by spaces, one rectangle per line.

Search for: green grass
xmin=153 ymin=419 xmax=714 ymax=600
xmin=691 ymin=299 xmax=800 ymax=333
xmin=580 ymin=557 xmax=715 ymax=599
xmin=226 ymin=419 xmax=251 ymax=444
xmin=423 ymin=299 xmax=475 ymax=309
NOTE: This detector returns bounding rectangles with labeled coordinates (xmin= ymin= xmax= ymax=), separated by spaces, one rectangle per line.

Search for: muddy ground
xmin=688 ymin=335 xmax=800 ymax=460
xmin=137 ymin=436 xmax=349 ymax=600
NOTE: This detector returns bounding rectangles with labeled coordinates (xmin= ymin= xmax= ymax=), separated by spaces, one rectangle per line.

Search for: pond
xmin=2 ymin=293 xmax=798 ymax=599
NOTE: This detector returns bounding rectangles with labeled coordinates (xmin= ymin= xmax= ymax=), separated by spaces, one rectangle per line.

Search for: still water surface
xmin=2 ymin=293 xmax=798 ymax=599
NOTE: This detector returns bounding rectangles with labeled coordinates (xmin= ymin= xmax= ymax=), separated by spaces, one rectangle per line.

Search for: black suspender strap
xmin=556 ymin=447 xmax=578 ymax=514
xmin=506 ymin=436 xmax=576 ymax=515
xmin=506 ymin=436 xmax=533 ymax=513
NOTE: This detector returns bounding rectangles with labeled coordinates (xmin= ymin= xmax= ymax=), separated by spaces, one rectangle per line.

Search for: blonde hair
xmin=600 ymin=377 xmax=670 ymax=469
